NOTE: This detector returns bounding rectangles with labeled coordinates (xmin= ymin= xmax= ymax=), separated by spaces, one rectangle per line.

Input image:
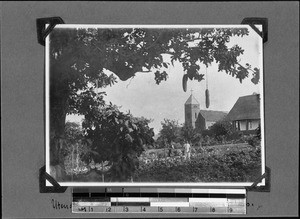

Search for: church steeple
xmin=184 ymin=91 xmax=200 ymax=128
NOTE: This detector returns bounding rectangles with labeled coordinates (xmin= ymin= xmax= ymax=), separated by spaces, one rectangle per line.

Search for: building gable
xmin=226 ymin=94 xmax=260 ymax=121
xmin=196 ymin=110 xmax=227 ymax=130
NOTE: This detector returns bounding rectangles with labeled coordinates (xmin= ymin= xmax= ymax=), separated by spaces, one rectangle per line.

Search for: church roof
xmin=185 ymin=94 xmax=199 ymax=105
xmin=199 ymin=110 xmax=228 ymax=122
xmin=226 ymin=94 xmax=260 ymax=121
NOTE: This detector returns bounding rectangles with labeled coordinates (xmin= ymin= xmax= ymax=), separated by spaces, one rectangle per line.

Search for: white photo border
xmin=45 ymin=24 xmax=265 ymax=187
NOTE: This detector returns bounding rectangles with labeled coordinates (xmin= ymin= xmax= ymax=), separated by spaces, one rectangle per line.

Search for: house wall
xmin=239 ymin=120 xmax=247 ymax=131
xmin=234 ymin=119 xmax=260 ymax=131
xmin=206 ymin=121 xmax=215 ymax=129
xmin=249 ymin=120 xmax=260 ymax=130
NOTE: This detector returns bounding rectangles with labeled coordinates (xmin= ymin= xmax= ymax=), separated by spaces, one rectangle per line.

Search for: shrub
xmin=157 ymin=150 xmax=166 ymax=158
xmin=227 ymin=131 xmax=243 ymax=141
xmin=147 ymin=144 xmax=154 ymax=149
xmin=209 ymin=120 xmax=234 ymax=140
xmin=201 ymin=129 xmax=213 ymax=137
xmin=246 ymin=135 xmax=260 ymax=147
xmin=134 ymin=144 xmax=261 ymax=183
xmin=173 ymin=149 xmax=183 ymax=156
xmin=173 ymin=142 xmax=182 ymax=149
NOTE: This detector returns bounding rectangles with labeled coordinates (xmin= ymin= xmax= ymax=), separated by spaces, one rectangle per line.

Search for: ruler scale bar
xmin=72 ymin=188 xmax=246 ymax=214
xmin=72 ymin=205 xmax=245 ymax=214
xmin=73 ymin=193 xmax=246 ymax=198
xmin=111 ymin=202 xmax=151 ymax=206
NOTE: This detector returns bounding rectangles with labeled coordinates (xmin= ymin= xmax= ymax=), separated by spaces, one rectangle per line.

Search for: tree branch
xmin=236 ymin=62 xmax=256 ymax=73
xmin=144 ymin=33 xmax=161 ymax=50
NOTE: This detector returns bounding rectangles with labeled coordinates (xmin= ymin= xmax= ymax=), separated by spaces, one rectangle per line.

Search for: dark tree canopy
xmin=50 ymin=27 xmax=259 ymax=86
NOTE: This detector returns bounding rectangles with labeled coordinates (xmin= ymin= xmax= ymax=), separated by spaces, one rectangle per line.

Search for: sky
xmin=66 ymin=26 xmax=263 ymax=134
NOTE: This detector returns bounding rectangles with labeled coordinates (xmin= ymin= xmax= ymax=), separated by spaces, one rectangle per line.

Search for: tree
xmin=62 ymin=122 xmax=91 ymax=174
xmin=81 ymin=103 xmax=154 ymax=181
xmin=49 ymin=27 xmax=260 ymax=167
xmin=180 ymin=123 xmax=202 ymax=144
xmin=61 ymin=122 xmax=84 ymax=158
xmin=209 ymin=119 xmax=234 ymax=141
xmin=64 ymin=122 xmax=83 ymax=143
xmin=158 ymin=119 xmax=181 ymax=147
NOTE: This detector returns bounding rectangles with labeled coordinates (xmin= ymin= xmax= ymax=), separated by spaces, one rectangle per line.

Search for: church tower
xmin=184 ymin=92 xmax=200 ymax=128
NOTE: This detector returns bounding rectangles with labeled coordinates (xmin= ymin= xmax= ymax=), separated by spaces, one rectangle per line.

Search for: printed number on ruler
xmin=175 ymin=207 xmax=181 ymax=212
xmin=78 ymin=206 xmax=94 ymax=212
xmin=78 ymin=207 xmax=86 ymax=212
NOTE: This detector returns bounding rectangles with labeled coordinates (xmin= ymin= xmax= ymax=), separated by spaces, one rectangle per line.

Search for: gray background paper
xmin=1 ymin=1 xmax=299 ymax=217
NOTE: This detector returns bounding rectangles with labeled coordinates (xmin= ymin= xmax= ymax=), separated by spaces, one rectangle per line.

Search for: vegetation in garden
xmin=134 ymin=143 xmax=261 ymax=182
xmin=61 ymin=117 xmax=261 ymax=182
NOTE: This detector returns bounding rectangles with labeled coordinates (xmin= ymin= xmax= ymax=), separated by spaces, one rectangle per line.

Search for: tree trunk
xmin=49 ymin=64 xmax=70 ymax=167
xmin=50 ymin=93 xmax=68 ymax=166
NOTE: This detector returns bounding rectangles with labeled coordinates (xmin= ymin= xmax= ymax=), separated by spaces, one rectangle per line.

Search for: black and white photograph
xmin=2 ymin=2 xmax=299 ymax=218
xmin=46 ymin=25 xmax=265 ymax=186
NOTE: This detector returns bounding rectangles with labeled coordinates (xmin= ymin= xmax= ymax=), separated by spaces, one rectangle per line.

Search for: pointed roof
xmin=226 ymin=94 xmax=260 ymax=121
xmin=185 ymin=94 xmax=199 ymax=105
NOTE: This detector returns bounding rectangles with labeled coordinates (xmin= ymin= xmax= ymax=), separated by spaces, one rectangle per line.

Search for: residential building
xmin=226 ymin=94 xmax=260 ymax=132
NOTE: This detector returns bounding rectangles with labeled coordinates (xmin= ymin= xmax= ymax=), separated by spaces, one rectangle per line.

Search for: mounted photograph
xmin=45 ymin=24 xmax=265 ymax=186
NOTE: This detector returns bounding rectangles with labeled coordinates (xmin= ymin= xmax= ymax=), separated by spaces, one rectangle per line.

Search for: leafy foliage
xmin=81 ymin=103 xmax=154 ymax=181
xmin=246 ymin=125 xmax=261 ymax=147
xmin=209 ymin=119 xmax=234 ymax=141
xmin=181 ymin=123 xmax=202 ymax=144
xmin=50 ymin=27 xmax=260 ymax=102
xmin=157 ymin=119 xmax=203 ymax=148
xmin=61 ymin=122 xmax=90 ymax=176
xmin=134 ymin=144 xmax=261 ymax=182
xmin=158 ymin=119 xmax=181 ymax=146
xmin=64 ymin=122 xmax=82 ymax=140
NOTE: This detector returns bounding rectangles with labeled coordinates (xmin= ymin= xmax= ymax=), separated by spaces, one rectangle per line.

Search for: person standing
xmin=183 ymin=141 xmax=191 ymax=160
xmin=169 ymin=143 xmax=174 ymax=157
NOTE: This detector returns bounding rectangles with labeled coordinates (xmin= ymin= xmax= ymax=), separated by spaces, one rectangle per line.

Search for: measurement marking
xmin=72 ymin=205 xmax=246 ymax=214
xmin=72 ymin=189 xmax=246 ymax=214
xmin=151 ymin=202 xmax=190 ymax=207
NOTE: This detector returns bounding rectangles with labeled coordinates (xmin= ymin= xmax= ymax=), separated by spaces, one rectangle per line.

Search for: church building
xmin=184 ymin=93 xmax=227 ymax=130
xmin=184 ymin=94 xmax=200 ymax=129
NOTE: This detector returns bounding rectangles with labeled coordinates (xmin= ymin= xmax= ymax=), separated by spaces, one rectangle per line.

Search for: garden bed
xmin=133 ymin=143 xmax=261 ymax=182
